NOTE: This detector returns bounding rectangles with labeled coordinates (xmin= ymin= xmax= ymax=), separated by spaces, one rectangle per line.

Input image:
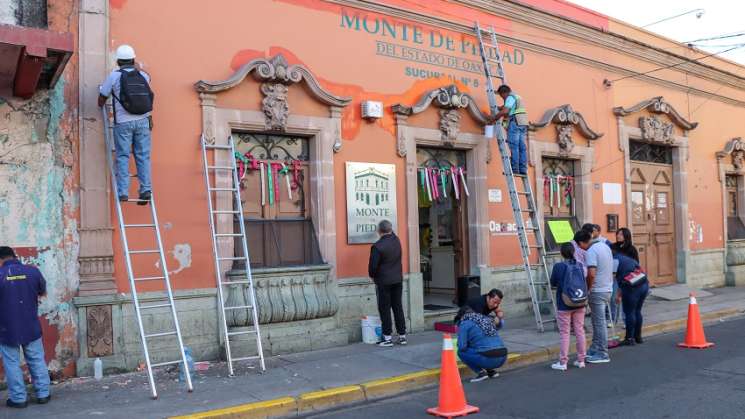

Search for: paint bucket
xmin=361 ymin=315 xmax=382 ymax=344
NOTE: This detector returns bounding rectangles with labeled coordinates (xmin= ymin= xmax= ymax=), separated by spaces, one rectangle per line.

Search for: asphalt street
xmin=307 ymin=316 xmax=745 ymax=419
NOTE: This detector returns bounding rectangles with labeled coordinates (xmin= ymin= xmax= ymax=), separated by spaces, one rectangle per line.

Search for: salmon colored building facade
xmin=6 ymin=0 xmax=745 ymax=376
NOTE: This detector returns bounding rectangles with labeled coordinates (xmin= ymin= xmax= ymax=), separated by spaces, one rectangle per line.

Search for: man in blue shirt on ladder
xmin=494 ymin=85 xmax=529 ymax=176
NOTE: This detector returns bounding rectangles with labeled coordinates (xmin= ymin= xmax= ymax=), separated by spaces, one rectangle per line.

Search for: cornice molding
xmin=326 ymin=0 xmax=745 ymax=107
xmin=530 ymin=104 xmax=602 ymax=139
xmin=194 ymin=54 xmax=351 ymax=107
xmin=391 ymin=84 xmax=490 ymax=125
xmin=716 ymin=137 xmax=745 ymax=170
xmin=613 ymin=96 xmax=698 ymax=130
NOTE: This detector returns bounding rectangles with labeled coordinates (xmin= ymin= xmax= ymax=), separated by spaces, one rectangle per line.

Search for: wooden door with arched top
xmin=629 ymin=140 xmax=676 ymax=286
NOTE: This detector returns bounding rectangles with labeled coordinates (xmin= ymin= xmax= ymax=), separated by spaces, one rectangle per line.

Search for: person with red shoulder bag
xmin=612 ymin=250 xmax=649 ymax=346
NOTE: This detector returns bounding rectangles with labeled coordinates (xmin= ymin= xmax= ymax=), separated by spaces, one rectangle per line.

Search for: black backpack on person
xmin=115 ymin=67 xmax=154 ymax=115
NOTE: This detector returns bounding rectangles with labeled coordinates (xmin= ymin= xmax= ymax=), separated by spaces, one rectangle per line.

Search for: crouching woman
xmin=455 ymin=307 xmax=508 ymax=383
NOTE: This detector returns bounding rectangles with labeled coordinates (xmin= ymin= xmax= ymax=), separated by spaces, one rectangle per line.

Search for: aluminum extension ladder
xmin=474 ymin=23 xmax=558 ymax=332
xmin=101 ymin=107 xmax=193 ymax=398
xmin=200 ymin=135 xmax=265 ymax=376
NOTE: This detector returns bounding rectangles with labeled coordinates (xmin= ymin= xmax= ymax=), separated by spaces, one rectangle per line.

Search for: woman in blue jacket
xmin=455 ymin=307 xmax=508 ymax=383
xmin=613 ymin=251 xmax=649 ymax=346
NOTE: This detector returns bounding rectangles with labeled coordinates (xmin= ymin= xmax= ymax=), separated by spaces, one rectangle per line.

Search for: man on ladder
xmin=494 ymin=85 xmax=529 ymax=176
xmin=98 ymin=44 xmax=155 ymax=204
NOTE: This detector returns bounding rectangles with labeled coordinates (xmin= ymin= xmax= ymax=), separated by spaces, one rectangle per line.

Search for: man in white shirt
xmin=577 ymin=229 xmax=614 ymax=363
xmin=98 ymin=44 xmax=154 ymax=205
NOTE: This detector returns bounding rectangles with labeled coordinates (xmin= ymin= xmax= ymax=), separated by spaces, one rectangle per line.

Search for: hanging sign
xmin=488 ymin=189 xmax=502 ymax=203
xmin=547 ymin=220 xmax=574 ymax=244
xmin=346 ymin=162 xmax=398 ymax=244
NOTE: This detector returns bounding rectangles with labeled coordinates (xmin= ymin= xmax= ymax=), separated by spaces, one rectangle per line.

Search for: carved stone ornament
xmin=439 ymin=109 xmax=461 ymax=144
xmin=717 ymin=137 xmax=745 ymax=170
xmin=260 ymin=83 xmax=289 ymax=131
xmin=224 ymin=267 xmax=338 ymax=326
xmin=613 ymin=96 xmax=698 ymax=131
xmin=86 ymin=305 xmax=114 ymax=357
xmin=195 ymin=53 xmax=351 ymax=142
xmin=529 ymin=104 xmax=603 ymax=156
xmin=639 ymin=116 xmax=674 ymax=144
xmin=392 ymin=85 xmax=490 ymax=155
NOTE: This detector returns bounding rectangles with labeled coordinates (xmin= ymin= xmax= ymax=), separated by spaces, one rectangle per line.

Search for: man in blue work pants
xmin=494 ymin=84 xmax=529 ymax=175
xmin=0 ymin=247 xmax=51 ymax=408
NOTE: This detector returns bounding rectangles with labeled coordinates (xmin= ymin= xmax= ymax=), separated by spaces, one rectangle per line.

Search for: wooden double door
xmin=630 ymin=161 xmax=676 ymax=286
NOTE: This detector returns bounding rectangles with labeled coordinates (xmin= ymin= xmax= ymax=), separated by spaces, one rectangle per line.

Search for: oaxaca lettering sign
xmin=346 ymin=162 xmax=398 ymax=244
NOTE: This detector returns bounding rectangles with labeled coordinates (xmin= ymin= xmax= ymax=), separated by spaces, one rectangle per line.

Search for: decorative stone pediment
xmin=613 ymin=96 xmax=699 ymax=131
xmin=717 ymin=137 xmax=745 ymax=170
xmin=195 ymin=54 xmax=351 ymax=146
xmin=639 ymin=115 xmax=674 ymax=144
xmin=529 ymin=104 xmax=603 ymax=155
xmin=392 ymin=85 xmax=490 ymax=155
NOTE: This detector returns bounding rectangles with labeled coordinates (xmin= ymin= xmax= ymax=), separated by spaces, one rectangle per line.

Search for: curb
xmin=170 ymin=307 xmax=744 ymax=419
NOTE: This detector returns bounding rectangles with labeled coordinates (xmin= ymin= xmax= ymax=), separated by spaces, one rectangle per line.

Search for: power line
xmin=604 ymin=44 xmax=745 ymax=86
xmin=685 ymin=31 xmax=745 ymax=44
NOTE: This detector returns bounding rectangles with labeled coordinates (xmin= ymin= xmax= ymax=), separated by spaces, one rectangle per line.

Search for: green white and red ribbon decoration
xmin=235 ymin=151 xmax=302 ymax=207
xmin=418 ymin=166 xmax=469 ymax=202
xmin=543 ymin=175 xmax=574 ymax=208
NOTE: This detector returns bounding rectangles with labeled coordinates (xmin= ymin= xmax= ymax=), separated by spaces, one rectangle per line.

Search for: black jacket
xmin=368 ymin=233 xmax=403 ymax=286
xmin=611 ymin=242 xmax=639 ymax=262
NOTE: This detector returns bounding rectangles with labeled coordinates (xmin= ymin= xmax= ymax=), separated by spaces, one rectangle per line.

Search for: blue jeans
xmin=0 ymin=338 xmax=51 ymax=403
xmin=507 ymin=120 xmax=527 ymax=174
xmin=114 ymin=117 xmax=152 ymax=196
xmin=609 ymin=281 xmax=621 ymax=325
xmin=621 ymin=281 xmax=649 ymax=341
xmin=458 ymin=348 xmax=507 ymax=374
xmin=589 ymin=292 xmax=611 ymax=358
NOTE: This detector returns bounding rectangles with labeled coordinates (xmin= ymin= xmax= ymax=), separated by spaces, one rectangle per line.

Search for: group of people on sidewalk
xmin=551 ymin=223 xmax=648 ymax=370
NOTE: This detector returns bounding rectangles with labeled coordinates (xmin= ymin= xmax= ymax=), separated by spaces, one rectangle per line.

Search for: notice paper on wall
xmin=602 ymin=183 xmax=623 ymax=204
xmin=547 ymin=220 xmax=574 ymax=244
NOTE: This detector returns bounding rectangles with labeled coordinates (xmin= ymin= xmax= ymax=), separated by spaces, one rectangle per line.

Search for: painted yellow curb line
xmin=170 ymin=307 xmax=743 ymax=419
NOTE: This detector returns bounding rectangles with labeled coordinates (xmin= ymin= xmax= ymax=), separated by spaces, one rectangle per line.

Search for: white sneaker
xmin=573 ymin=360 xmax=586 ymax=368
xmin=551 ymin=362 xmax=567 ymax=371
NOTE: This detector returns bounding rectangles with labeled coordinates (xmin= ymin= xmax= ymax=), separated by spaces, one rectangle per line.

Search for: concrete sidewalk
xmin=7 ymin=286 xmax=745 ymax=419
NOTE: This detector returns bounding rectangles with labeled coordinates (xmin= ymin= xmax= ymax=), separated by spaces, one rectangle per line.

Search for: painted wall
xmin=104 ymin=0 xmax=744 ymax=292
xmin=0 ymin=0 xmax=79 ymax=377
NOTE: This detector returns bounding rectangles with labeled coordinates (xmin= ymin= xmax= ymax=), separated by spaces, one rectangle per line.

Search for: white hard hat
xmin=115 ymin=45 xmax=136 ymax=60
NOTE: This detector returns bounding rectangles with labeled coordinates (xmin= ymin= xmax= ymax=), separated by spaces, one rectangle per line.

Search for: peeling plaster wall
xmin=0 ymin=0 xmax=79 ymax=378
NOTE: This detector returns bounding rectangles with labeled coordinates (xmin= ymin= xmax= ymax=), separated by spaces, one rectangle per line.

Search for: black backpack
xmin=115 ymin=68 xmax=154 ymax=115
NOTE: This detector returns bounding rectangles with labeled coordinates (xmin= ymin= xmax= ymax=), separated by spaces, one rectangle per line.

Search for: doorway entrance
xmin=417 ymin=147 xmax=469 ymax=310
xmin=629 ymin=140 xmax=676 ymax=286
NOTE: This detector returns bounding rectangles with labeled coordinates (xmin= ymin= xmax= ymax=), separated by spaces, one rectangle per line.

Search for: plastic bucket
xmin=361 ymin=315 xmax=382 ymax=344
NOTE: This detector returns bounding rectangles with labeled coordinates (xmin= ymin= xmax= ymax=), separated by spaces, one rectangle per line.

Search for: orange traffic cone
xmin=678 ymin=293 xmax=715 ymax=349
xmin=427 ymin=334 xmax=479 ymax=418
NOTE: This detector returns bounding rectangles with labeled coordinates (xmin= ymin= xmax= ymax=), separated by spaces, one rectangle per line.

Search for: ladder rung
xmin=231 ymin=355 xmax=262 ymax=362
xmin=215 ymin=233 xmax=243 ymax=237
xmin=130 ymin=249 xmax=160 ymax=254
xmin=516 ymin=191 xmax=531 ymax=195
xmin=141 ymin=303 xmax=171 ymax=310
xmin=145 ymin=331 xmax=177 ymax=339
xmin=513 ymin=174 xmax=528 ymax=178
xmin=123 ymin=199 xmax=148 ymax=203
xmin=207 ymin=165 xmax=234 ymax=170
xmin=151 ymin=360 xmax=183 ymax=368
xmin=124 ymin=223 xmax=156 ymax=228
xmin=227 ymin=329 xmax=257 ymax=337
xmin=528 ymin=245 xmax=543 ymax=249
xmin=212 ymin=210 xmax=240 ymax=214
xmin=520 ymin=208 xmax=535 ymax=213
xmin=134 ymin=275 xmax=166 ymax=282
xmin=208 ymin=187 xmax=238 ymax=192
xmin=222 ymin=280 xmax=251 ymax=285
xmin=217 ymin=256 xmax=246 ymax=260
xmin=536 ymin=299 xmax=553 ymax=305
xmin=224 ymin=305 xmax=253 ymax=310
xmin=542 ymin=318 xmax=558 ymax=323
xmin=205 ymin=144 xmax=232 ymax=150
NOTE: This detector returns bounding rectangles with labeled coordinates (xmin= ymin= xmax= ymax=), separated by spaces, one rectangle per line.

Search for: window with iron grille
xmin=233 ymin=132 xmax=323 ymax=268
xmin=726 ymin=174 xmax=745 ymax=240
xmin=542 ymin=157 xmax=579 ymax=252
xmin=629 ymin=140 xmax=673 ymax=164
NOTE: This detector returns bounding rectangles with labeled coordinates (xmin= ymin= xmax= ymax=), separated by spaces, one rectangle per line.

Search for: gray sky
xmin=566 ymin=0 xmax=745 ymax=65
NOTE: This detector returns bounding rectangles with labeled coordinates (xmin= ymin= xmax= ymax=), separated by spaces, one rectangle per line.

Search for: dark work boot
xmin=6 ymin=399 xmax=27 ymax=409
xmin=137 ymin=191 xmax=151 ymax=206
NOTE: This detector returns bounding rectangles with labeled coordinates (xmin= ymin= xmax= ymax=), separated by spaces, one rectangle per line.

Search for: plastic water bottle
xmin=94 ymin=358 xmax=103 ymax=380
xmin=178 ymin=347 xmax=195 ymax=383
